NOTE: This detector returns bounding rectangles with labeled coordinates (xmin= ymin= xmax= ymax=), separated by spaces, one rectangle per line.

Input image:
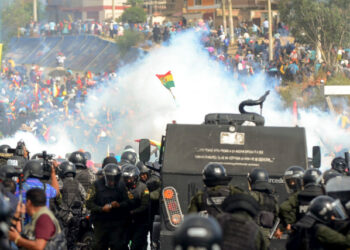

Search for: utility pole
xmin=227 ymin=0 xmax=234 ymax=45
xmin=222 ymin=0 xmax=227 ymax=35
xmin=33 ymin=0 xmax=38 ymax=22
xmin=112 ymin=0 xmax=116 ymax=21
xmin=268 ymin=0 xmax=273 ymax=61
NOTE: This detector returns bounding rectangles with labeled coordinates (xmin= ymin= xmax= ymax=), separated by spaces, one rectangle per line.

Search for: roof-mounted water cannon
xmin=204 ymin=91 xmax=270 ymax=126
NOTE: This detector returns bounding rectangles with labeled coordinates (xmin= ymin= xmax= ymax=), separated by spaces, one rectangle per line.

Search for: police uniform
xmin=280 ymin=184 xmax=324 ymax=226
xmin=86 ymin=179 xmax=130 ymax=250
xmin=188 ymin=185 xmax=243 ymax=216
xmin=127 ymin=181 xmax=150 ymax=250
xmin=249 ymin=181 xmax=279 ymax=242
xmin=287 ymin=215 xmax=350 ymax=250
xmin=75 ymin=167 xmax=96 ymax=192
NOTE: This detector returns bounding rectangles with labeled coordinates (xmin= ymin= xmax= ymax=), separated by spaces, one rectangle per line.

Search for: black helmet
xmin=103 ymin=163 xmax=121 ymax=189
xmin=173 ymin=214 xmax=222 ymax=250
xmin=102 ymin=156 xmax=118 ymax=168
xmin=247 ymin=168 xmax=269 ymax=185
xmin=136 ymin=161 xmax=150 ymax=177
xmin=202 ymin=163 xmax=230 ymax=187
xmin=23 ymin=160 xmax=44 ymax=179
xmin=331 ymin=157 xmax=349 ymax=175
xmin=323 ymin=169 xmax=342 ymax=184
xmin=122 ymin=164 xmax=140 ymax=189
xmin=0 ymin=144 xmax=11 ymax=154
xmin=59 ymin=161 xmax=76 ymax=178
xmin=308 ymin=195 xmax=348 ymax=223
xmin=283 ymin=166 xmax=304 ymax=193
xmin=68 ymin=151 xmax=87 ymax=168
xmin=303 ymin=168 xmax=322 ymax=186
xmin=120 ymin=151 xmax=137 ymax=165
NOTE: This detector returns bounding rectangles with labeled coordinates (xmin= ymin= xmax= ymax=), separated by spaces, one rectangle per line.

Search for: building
xmin=163 ymin=0 xmax=279 ymax=27
xmin=47 ymin=0 xmax=129 ymax=22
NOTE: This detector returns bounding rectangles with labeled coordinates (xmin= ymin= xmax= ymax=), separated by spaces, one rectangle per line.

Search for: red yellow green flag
xmin=156 ymin=71 xmax=175 ymax=89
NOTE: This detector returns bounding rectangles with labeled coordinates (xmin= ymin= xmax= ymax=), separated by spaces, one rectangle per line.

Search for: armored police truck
xmin=139 ymin=91 xmax=320 ymax=250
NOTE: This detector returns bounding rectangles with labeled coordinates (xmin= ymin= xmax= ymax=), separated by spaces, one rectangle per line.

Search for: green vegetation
xmin=120 ymin=7 xmax=147 ymax=24
xmin=1 ymin=0 xmax=45 ymax=43
xmin=115 ymin=29 xmax=145 ymax=55
xmin=279 ymin=0 xmax=350 ymax=66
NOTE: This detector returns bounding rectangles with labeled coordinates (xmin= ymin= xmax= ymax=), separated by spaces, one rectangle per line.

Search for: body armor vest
xmin=217 ymin=213 xmax=259 ymax=250
xmin=75 ymin=168 xmax=92 ymax=192
xmin=200 ymin=186 xmax=231 ymax=217
xmin=61 ymin=177 xmax=82 ymax=208
xmin=297 ymin=185 xmax=324 ymax=221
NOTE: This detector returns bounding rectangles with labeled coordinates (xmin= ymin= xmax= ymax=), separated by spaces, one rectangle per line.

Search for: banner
xmin=0 ymin=43 xmax=3 ymax=70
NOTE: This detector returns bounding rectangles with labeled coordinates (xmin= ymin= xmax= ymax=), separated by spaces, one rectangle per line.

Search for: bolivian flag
xmin=156 ymin=71 xmax=175 ymax=90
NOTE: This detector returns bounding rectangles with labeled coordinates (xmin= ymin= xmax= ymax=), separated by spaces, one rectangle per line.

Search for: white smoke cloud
xmin=1 ymin=30 xmax=348 ymax=169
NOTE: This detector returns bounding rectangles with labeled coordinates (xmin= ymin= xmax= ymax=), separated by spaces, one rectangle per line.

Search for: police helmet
xmin=323 ymin=169 xmax=342 ymax=184
xmin=283 ymin=166 xmax=304 ymax=193
xmin=103 ymin=163 xmax=121 ymax=189
xmin=23 ymin=160 xmax=44 ymax=179
xmin=303 ymin=168 xmax=322 ymax=187
xmin=120 ymin=151 xmax=137 ymax=165
xmin=0 ymin=144 xmax=11 ymax=153
xmin=136 ymin=161 xmax=150 ymax=180
xmin=247 ymin=168 xmax=269 ymax=185
xmin=308 ymin=195 xmax=348 ymax=223
xmin=59 ymin=161 xmax=76 ymax=178
xmin=122 ymin=164 xmax=140 ymax=189
xmin=68 ymin=151 xmax=87 ymax=168
xmin=102 ymin=156 xmax=118 ymax=168
xmin=202 ymin=163 xmax=230 ymax=187
xmin=331 ymin=157 xmax=349 ymax=175
xmin=173 ymin=214 xmax=222 ymax=250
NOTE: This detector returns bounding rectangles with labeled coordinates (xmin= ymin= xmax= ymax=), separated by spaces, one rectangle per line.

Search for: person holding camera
xmin=15 ymin=159 xmax=60 ymax=208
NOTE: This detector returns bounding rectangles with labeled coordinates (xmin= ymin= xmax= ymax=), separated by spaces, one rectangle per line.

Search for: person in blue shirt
xmin=15 ymin=159 xmax=59 ymax=208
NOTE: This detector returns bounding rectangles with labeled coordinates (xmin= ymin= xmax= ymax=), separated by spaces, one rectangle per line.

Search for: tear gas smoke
xmin=1 ymin=30 xmax=348 ymax=169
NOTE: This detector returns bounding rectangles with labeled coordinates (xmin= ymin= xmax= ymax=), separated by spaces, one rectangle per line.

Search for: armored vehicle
xmin=139 ymin=91 xmax=320 ymax=250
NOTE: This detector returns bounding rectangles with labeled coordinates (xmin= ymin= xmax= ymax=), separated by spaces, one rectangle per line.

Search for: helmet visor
xmin=124 ymin=176 xmax=136 ymax=188
xmin=332 ymin=199 xmax=349 ymax=221
xmin=284 ymin=177 xmax=303 ymax=193
xmin=104 ymin=174 xmax=117 ymax=188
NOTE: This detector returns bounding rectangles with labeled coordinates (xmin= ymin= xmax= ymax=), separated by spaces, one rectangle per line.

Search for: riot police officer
xmin=123 ymin=164 xmax=150 ymax=250
xmin=286 ymin=195 xmax=350 ymax=250
xmin=331 ymin=157 xmax=349 ymax=175
xmin=280 ymin=168 xmax=325 ymax=228
xmin=217 ymin=194 xmax=268 ymax=250
xmin=86 ymin=163 xmax=130 ymax=250
xmin=136 ymin=161 xmax=161 ymax=245
xmin=173 ymin=214 xmax=223 ymax=250
xmin=120 ymin=150 xmax=137 ymax=167
xmin=56 ymin=161 xmax=86 ymax=249
xmin=247 ymin=168 xmax=279 ymax=243
xmin=188 ymin=163 xmax=242 ymax=217
xmin=69 ymin=151 xmax=95 ymax=192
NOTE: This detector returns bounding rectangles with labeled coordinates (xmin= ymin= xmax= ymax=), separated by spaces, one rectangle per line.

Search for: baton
xmin=269 ymin=217 xmax=280 ymax=239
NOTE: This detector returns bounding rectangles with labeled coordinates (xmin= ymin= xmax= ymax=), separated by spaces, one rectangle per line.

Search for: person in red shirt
xmin=9 ymin=188 xmax=63 ymax=250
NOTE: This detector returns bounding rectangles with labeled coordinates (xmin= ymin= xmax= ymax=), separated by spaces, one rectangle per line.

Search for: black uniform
xmin=127 ymin=181 xmax=150 ymax=250
xmin=86 ymin=179 xmax=130 ymax=250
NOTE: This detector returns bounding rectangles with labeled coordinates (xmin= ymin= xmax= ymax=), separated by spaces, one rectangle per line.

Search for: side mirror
xmin=312 ymin=146 xmax=321 ymax=168
xmin=139 ymin=139 xmax=151 ymax=163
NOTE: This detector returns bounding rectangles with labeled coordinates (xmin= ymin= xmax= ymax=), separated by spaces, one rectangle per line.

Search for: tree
xmin=1 ymin=0 xmax=45 ymax=42
xmin=121 ymin=7 xmax=147 ymax=24
xmin=127 ymin=0 xmax=144 ymax=7
xmin=115 ymin=29 xmax=144 ymax=55
xmin=279 ymin=0 xmax=350 ymax=66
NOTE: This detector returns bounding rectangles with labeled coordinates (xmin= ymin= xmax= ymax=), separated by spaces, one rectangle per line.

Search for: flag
xmin=0 ymin=44 xmax=2 ymax=69
xmin=156 ymin=71 xmax=175 ymax=89
xmin=53 ymin=83 xmax=60 ymax=98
